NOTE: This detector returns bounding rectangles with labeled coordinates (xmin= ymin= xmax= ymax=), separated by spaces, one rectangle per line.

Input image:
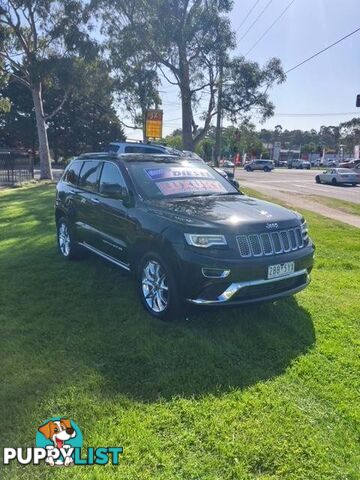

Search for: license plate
xmin=268 ymin=261 xmax=295 ymax=279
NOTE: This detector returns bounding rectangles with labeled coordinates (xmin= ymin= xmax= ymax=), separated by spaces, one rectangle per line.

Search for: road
xmin=236 ymin=168 xmax=360 ymax=204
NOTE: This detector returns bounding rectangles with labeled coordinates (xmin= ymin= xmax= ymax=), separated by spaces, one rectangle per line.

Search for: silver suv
xmin=245 ymin=159 xmax=274 ymax=172
xmin=108 ymin=141 xmax=181 ymax=156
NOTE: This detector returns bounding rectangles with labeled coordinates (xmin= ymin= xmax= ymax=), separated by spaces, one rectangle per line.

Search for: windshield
xmin=126 ymin=160 xmax=239 ymax=200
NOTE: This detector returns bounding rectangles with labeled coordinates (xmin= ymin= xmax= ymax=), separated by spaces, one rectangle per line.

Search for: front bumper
xmin=187 ymin=268 xmax=310 ymax=305
xmin=175 ymin=242 xmax=315 ymax=306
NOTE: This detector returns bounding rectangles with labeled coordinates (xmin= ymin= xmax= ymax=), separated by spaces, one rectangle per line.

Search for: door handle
xmin=90 ymin=198 xmax=100 ymax=204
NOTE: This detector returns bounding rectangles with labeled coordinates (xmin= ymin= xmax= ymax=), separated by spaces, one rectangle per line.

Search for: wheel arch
xmin=130 ymin=236 xmax=181 ymax=276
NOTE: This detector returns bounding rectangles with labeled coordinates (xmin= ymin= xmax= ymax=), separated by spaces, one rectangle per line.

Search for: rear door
xmin=75 ymin=160 xmax=102 ymax=245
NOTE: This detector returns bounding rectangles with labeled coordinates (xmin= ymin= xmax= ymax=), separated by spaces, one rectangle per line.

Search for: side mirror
xmin=101 ymin=184 xmax=128 ymax=201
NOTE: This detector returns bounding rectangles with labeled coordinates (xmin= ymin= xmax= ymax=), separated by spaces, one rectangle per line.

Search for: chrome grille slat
xmin=236 ymin=227 xmax=303 ymax=258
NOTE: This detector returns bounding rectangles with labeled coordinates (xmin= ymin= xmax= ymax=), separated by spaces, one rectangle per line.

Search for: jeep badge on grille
xmin=266 ymin=223 xmax=279 ymax=230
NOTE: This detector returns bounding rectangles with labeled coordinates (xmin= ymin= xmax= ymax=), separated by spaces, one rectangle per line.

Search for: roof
xmin=76 ymin=152 xmax=193 ymax=163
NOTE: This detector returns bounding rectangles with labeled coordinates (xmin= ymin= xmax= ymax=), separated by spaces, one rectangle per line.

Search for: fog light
xmin=201 ymin=268 xmax=230 ymax=279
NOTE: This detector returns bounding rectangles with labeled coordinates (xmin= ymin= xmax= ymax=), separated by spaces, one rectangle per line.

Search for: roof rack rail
xmin=78 ymin=152 xmax=118 ymax=159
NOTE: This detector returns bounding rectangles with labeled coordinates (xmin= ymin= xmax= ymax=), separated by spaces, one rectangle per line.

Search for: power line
xmin=245 ymin=0 xmax=296 ymax=56
xmin=286 ymin=26 xmax=360 ymax=74
xmin=235 ymin=0 xmax=262 ymax=33
xmin=274 ymin=112 xmax=359 ymax=117
xmin=238 ymin=0 xmax=274 ymax=43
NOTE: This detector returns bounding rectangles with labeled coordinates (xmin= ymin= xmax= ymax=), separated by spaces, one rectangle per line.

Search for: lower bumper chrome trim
xmin=187 ymin=268 xmax=309 ymax=305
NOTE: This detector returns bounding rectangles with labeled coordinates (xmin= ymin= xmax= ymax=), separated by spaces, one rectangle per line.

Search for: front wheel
xmin=331 ymin=178 xmax=337 ymax=186
xmin=264 ymin=166 xmax=270 ymax=172
xmin=315 ymin=175 xmax=321 ymax=184
xmin=138 ymin=252 xmax=182 ymax=320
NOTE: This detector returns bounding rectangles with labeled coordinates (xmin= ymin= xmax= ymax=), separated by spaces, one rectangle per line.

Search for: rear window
xmin=78 ymin=161 xmax=101 ymax=192
xmin=64 ymin=161 xmax=82 ymax=185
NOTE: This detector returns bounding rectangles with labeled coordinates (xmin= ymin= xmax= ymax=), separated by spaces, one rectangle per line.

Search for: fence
xmin=0 ymin=151 xmax=34 ymax=185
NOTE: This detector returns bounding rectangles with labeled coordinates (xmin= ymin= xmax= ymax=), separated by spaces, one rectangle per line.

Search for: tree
xmin=0 ymin=1 xmax=93 ymax=179
xmin=104 ymin=21 xmax=161 ymax=140
xmin=222 ymin=58 xmax=285 ymax=124
xmin=97 ymin=0 xmax=233 ymax=150
xmin=0 ymin=58 xmax=125 ymax=159
xmin=339 ymin=118 xmax=360 ymax=154
xmin=98 ymin=0 xmax=285 ymax=152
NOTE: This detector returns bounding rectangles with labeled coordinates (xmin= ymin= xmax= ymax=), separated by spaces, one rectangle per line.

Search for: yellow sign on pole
xmin=145 ymin=109 xmax=163 ymax=140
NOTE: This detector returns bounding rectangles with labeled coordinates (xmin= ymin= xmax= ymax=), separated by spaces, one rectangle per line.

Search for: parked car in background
xmin=56 ymin=153 xmax=314 ymax=320
xmin=288 ymin=159 xmax=311 ymax=170
xmin=244 ymin=159 xmax=274 ymax=172
xmin=339 ymin=159 xmax=360 ymax=169
xmin=213 ymin=167 xmax=240 ymax=189
xmin=315 ymin=168 xmax=358 ymax=186
xmin=108 ymin=141 xmax=182 ymax=156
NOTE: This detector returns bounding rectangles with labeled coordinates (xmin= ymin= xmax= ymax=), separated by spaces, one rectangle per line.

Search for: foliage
xmin=0 ymin=59 xmax=125 ymax=159
xmin=102 ymin=15 xmax=162 ymax=140
xmin=96 ymin=0 xmax=284 ymax=151
xmin=222 ymin=57 xmax=286 ymax=123
xmin=0 ymin=0 xmax=96 ymax=177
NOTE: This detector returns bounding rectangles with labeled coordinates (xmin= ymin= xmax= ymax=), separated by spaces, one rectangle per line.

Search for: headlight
xmin=184 ymin=233 xmax=227 ymax=248
xmin=301 ymin=219 xmax=309 ymax=240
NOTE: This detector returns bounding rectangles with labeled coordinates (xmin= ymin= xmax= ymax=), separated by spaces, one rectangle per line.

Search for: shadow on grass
xmin=0 ymin=185 xmax=315 ymax=444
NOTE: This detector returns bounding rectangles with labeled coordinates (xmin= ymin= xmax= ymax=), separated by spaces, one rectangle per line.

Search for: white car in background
xmin=315 ymin=168 xmax=358 ymax=186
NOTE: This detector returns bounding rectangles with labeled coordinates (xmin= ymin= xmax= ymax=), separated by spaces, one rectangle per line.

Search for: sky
xmin=124 ymin=0 xmax=360 ymax=140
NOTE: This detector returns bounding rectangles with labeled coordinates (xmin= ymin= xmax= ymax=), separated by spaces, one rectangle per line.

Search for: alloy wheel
xmin=141 ymin=260 xmax=169 ymax=313
xmin=58 ymin=222 xmax=70 ymax=257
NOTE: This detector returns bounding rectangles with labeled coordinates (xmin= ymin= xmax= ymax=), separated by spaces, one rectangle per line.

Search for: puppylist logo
xmin=3 ymin=417 xmax=123 ymax=467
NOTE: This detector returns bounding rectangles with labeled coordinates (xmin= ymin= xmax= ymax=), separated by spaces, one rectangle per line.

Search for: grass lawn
xmin=305 ymin=195 xmax=360 ymax=217
xmin=0 ymin=184 xmax=359 ymax=479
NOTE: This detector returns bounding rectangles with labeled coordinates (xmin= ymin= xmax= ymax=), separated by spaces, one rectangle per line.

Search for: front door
xmin=94 ymin=162 xmax=133 ymax=266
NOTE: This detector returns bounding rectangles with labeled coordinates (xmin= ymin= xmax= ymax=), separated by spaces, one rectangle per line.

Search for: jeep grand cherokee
xmin=55 ymin=153 xmax=314 ymax=320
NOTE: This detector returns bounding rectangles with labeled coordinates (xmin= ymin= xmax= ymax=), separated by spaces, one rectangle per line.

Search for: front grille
xmin=236 ymin=227 xmax=304 ymax=258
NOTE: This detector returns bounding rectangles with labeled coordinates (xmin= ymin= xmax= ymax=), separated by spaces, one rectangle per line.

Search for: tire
xmin=351 ymin=183 xmax=357 ymax=187
xmin=137 ymin=251 xmax=182 ymax=321
xmin=245 ymin=166 xmax=252 ymax=172
xmin=315 ymin=175 xmax=321 ymax=184
xmin=331 ymin=178 xmax=337 ymax=186
xmin=264 ymin=166 xmax=270 ymax=172
xmin=57 ymin=217 xmax=82 ymax=260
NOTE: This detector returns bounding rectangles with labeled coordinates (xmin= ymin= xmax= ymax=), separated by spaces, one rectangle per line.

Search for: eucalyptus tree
xmin=0 ymin=0 xmax=93 ymax=179
xmin=96 ymin=0 xmax=285 ymax=152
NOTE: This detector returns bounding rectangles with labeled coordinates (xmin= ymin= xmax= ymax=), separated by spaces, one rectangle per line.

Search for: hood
xmin=146 ymin=194 xmax=300 ymax=230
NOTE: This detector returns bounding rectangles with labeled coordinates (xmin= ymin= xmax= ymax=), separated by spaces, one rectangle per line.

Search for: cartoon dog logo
xmin=38 ymin=418 xmax=76 ymax=466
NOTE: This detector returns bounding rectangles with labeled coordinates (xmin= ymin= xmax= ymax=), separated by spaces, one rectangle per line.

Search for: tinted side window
xmin=144 ymin=146 xmax=164 ymax=154
xmin=64 ymin=161 xmax=82 ymax=185
xmin=99 ymin=162 xmax=127 ymax=197
xmin=124 ymin=146 xmax=141 ymax=153
xmin=108 ymin=144 xmax=120 ymax=153
xmin=78 ymin=161 xmax=101 ymax=192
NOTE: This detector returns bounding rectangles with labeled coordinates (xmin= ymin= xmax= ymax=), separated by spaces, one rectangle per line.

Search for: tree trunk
xmin=213 ymin=59 xmax=223 ymax=166
xmin=32 ymin=84 xmax=53 ymax=180
xmin=179 ymin=50 xmax=194 ymax=151
xmin=181 ymin=86 xmax=194 ymax=151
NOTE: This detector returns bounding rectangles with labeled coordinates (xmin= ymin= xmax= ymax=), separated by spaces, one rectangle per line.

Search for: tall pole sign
xmin=145 ymin=110 xmax=163 ymax=140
